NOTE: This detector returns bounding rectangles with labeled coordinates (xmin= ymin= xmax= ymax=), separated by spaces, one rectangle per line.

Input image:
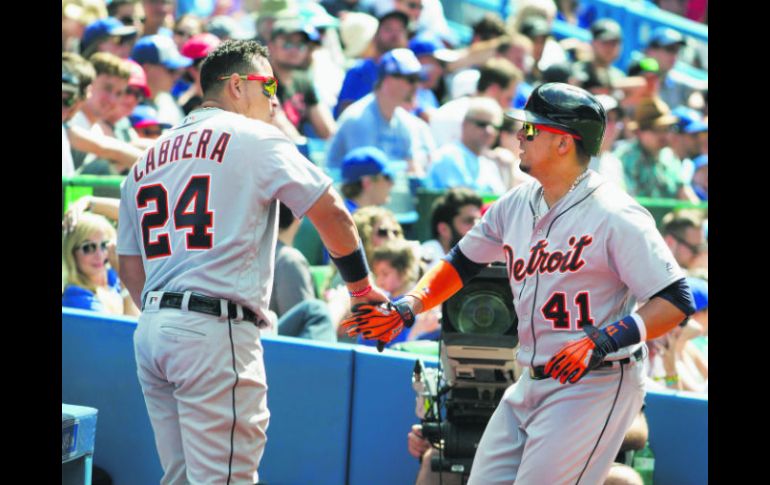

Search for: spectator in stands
xmin=254 ymin=0 xmax=297 ymax=45
xmin=486 ymin=115 xmax=536 ymax=190
xmin=430 ymin=58 xmax=523 ymax=148
xmin=427 ymin=97 xmax=507 ymax=195
xmin=509 ymin=0 xmax=568 ymax=72
xmin=178 ymin=33 xmax=222 ymax=114
xmin=108 ymin=0 xmax=142 ymax=29
xmin=571 ymin=18 xmax=626 ymax=95
xmin=334 ymin=10 xmax=410 ymax=118
xmin=140 ymin=0 xmax=175 ymax=37
xmin=407 ymin=32 xmax=460 ymax=122
xmin=131 ymin=35 xmax=192 ymax=126
xmin=207 ymin=15 xmax=254 ymax=41
xmin=496 ymin=32 xmax=536 ymax=108
xmin=129 ymin=105 xmax=172 ymax=139
xmin=340 ymin=147 xmax=397 ymax=213
xmin=420 ymin=187 xmax=483 ymax=270
xmin=620 ymin=57 xmax=662 ymax=121
xmin=62 ymin=212 xmax=140 ymax=316
xmin=70 ymin=52 xmax=132 ymax=170
xmin=518 ymin=14 xmax=552 ymax=85
xmin=80 ymin=17 xmax=138 ymax=59
xmin=269 ymin=17 xmax=337 ymax=139
xmin=327 ymin=48 xmax=436 ymax=175
xmin=614 ymin=97 xmax=699 ymax=201
xmin=589 ymin=94 xmax=627 ymax=190
xmin=172 ymin=14 xmax=204 ymax=51
xmin=63 ymin=0 xmax=108 ymax=53
xmin=661 ymin=210 xmax=707 ymax=271
xmin=270 ymin=202 xmax=337 ymax=341
xmin=644 ymin=27 xmax=705 ymax=110
xmin=62 ymin=52 xmax=145 ymax=176
xmin=339 ymin=12 xmax=380 ymax=63
xmin=670 ymin=106 xmax=708 ymax=183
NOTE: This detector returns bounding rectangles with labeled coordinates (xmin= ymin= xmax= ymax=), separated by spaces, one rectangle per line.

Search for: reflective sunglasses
xmin=522 ymin=121 xmax=582 ymax=140
xmin=75 ymin=240 xmax=110 ymax=255
xmin=218 ymin=73 xmax=279 ymax=97
xmin=406 ymin=1 xmax=423 ymax=10
xmin=376 ymin=227 xmax=402 ymax=238
xmin=467 ymin=118 xmax=500 ymax=130
xmin=280 ymin=39 xmax=308 ymax=51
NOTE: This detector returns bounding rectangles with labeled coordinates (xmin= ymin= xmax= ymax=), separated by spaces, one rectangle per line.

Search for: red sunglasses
xmin=218 ymin=73 xmax=279 ymax=97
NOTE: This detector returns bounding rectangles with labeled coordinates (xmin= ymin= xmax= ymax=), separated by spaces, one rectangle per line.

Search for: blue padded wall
xmin=62 ymin=309 xmax=164 ymax=485
xmin=348 ymin=346 xmax=440 ymax=485
xmin=645 ymin=389 xmax=708 ymax=485
xmin=259 ymin=336 xmax=355 ymax=485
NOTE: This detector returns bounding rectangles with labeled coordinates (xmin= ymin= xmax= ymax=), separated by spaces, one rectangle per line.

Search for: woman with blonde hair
xmin=62 ymin=212 xmax=139 ymax=316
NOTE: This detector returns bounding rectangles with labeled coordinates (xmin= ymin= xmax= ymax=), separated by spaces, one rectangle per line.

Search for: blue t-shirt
xmin=62 ymin=268 xmax=122 ymax=313
xmin=427 ymin=142 xmax=506 ymax=195
xmin=334 ymin=59 xmax=379 ymax=119
xmin=412 ymin=87 xmax=440 ymax=117
xmin=512 ymin=81 xmax=534 ymax=109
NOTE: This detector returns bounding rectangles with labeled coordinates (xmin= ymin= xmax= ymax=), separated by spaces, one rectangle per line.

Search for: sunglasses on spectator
xmin=393 ymin=74 xmax=421 ymax=84
xmin=662 ymin=45 xmax=681 ymax=54
xmin=118 ymin=16 xmax=135 ymax=26
xmin=405 ymin=1 xmax=423 ymax=9
xmin=139 ymin=126 xmax=164 ymax=137
xmin=75 ymin=240 xmax=110 ymax=255
xmin=376 ymin=227 xmax=402 ymax=238
xmin=124 ymin=87 xmax=146 ymax=101
xmin=174 ymin=29 xmax=194 ymax=37
xmin=467 ymin=118 xmax=501 ymax=130
xmin=672 ymin=235 xmax=707 ymax=254
xmin=279 ymin=39 xmax=308 ymax=51
xmin=218 ymin=73 xmax=279 ymax=97
xmin=522 ymin=121 xmax=582 ymax=140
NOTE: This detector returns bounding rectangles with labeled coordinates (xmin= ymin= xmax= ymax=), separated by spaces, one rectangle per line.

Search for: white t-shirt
xmin=62 ymin=124 xmax=75 ymax=177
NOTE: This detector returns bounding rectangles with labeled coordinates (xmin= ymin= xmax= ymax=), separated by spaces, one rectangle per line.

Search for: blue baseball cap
xmin=672 ymin=106 xmax=708 ymax=134
xmin=648 ymin=27 xmax=686 ymax=48
xmin=81 ymin=17 xmax=137 ymax=54
xmin=408 ymin=33 xmax=460 ymax=63
xmin=131 ymin=35 xmax=193 ymax=69
xmin=686 ymin=277 xmax=708 ymax=312
xmin=341 ymin=147 xmax=397 ymax=183
xmin=378 ymin=48 xmax=424 ymax=80
xmin=129 ymin=105 xmax=172 ymax=130
xmin=692 ymin=154 xmax=708 ymax=171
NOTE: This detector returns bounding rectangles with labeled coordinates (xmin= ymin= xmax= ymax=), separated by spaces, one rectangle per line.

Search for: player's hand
xmin=341 ymin=297 xmax=416 ymax=352
xmin=544 ymin=325 xmax=618 ymax=384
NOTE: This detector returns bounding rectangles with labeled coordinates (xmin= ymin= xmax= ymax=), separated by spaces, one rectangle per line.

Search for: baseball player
xmin=117 ymin=40 xmax=387 ymax=485
xmin=342 ymin=83 xmax=695 ymax=484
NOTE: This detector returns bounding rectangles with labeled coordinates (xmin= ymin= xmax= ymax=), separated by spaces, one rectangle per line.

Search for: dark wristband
xmin=330 ymin=243 xmax=370 ymax=283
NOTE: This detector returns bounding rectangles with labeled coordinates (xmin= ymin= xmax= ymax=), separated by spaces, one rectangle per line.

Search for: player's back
xmin=118 ymin=108 xmax=312 ymax=319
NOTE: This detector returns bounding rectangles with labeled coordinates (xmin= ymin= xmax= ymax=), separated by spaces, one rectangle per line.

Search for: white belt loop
xmin=219 ymin=299 xmax=229 ymax=321
xmin=181 ymin=291 xmax=192 ymax=312
xmin=235 ymin=304 xmax=244 ymax=322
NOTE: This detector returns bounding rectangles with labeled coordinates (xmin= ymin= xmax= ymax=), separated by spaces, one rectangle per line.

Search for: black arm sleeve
xmin=650 ymin=277 xmax=696 ymax=325
xmin=444 ymin=245 xmax=488 ymax=284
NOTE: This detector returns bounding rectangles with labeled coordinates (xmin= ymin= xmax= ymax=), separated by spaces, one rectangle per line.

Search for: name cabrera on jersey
xmin=458 ymin=170 xmax=684 ymax=368
xmin=116 ymin=108 xmax=332 ymax=322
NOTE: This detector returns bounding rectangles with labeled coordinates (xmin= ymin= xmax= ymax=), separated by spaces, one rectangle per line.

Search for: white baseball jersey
xmin=117 ymin=107 xmax=332 ymax=324
xmin=459 ymin=169 xmax=684 ymax=368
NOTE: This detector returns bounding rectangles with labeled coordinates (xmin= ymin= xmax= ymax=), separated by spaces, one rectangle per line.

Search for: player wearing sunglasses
xmin=117 ymin=40 xmax=387 ymax=484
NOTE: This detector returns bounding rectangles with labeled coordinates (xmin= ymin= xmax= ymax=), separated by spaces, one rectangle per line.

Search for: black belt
xmin=529 ymin=347 xmax=645 ymax=381
xmin=148 ymin=292 xmax=261 ymax=325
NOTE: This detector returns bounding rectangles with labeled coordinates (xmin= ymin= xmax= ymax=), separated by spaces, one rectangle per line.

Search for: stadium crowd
xmin=62 ymin=1 xmax=707 ymax=481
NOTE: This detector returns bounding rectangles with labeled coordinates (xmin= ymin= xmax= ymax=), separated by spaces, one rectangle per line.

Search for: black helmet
xmin=508 ymin=82 xmax=606 ymax=156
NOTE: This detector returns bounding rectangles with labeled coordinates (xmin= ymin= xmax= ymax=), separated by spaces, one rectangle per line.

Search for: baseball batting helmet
xmin=508 ymin=82 xmax=607 ymax=156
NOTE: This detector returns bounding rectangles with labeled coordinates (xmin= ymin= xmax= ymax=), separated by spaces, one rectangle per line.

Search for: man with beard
xmin=419 ymin=187 xmax=483 ymax=270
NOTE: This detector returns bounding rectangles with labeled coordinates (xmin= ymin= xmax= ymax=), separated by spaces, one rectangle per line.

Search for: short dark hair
xmin=278 ymin=201 xmax=295 ymax=230
xmin=472 ymin=13 xmax=507 ymax=41
xmin=430 ymin=188 xmax=483 ymax=239
xmin=199 ymin=40 xmax=271 ymax=96
xmin=661 ymin=210 xmax=703 ymax=239
xmin=341 ymin=181 xmax=364 ymax=200
xmin=477 ymin=58 xmax=522 ymax=93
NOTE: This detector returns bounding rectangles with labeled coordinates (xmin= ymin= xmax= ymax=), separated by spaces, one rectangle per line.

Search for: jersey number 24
xmin=137 ymin=175 xmax=214 ymax=259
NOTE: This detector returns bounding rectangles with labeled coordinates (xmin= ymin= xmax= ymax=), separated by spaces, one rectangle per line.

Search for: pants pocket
xmin=159 ymin=325 xmax=207 ymax=339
